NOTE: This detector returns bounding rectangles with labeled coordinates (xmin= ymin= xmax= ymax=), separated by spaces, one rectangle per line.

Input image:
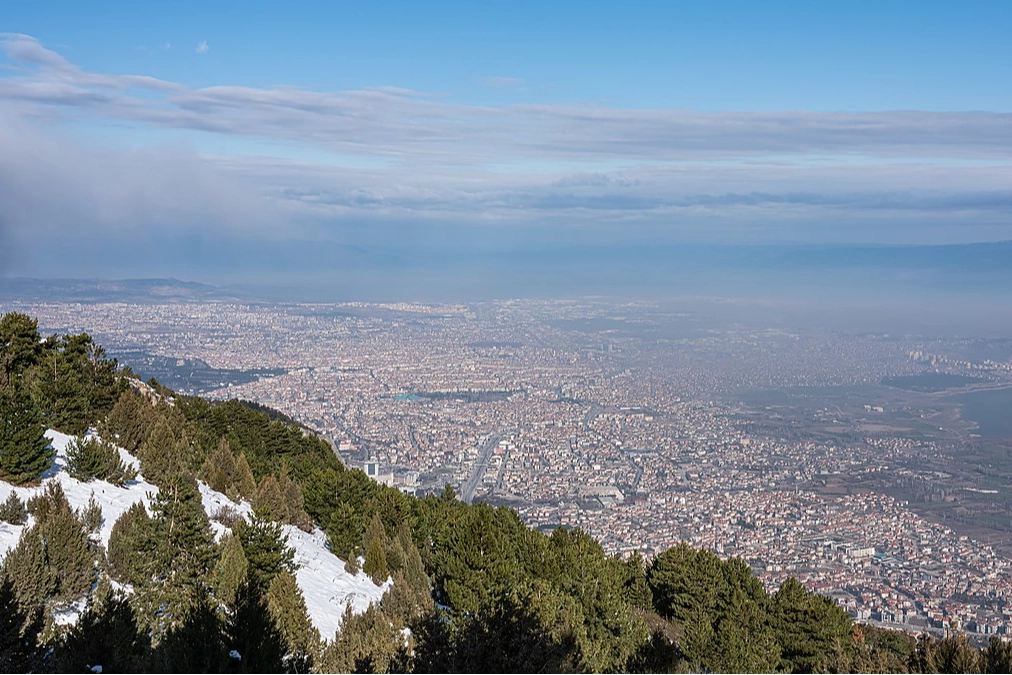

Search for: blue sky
xmin=1 ymin=1 xmax=1011 ymax=291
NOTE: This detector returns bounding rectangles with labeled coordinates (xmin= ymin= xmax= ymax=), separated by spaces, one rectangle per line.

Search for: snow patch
xmin=1 ymin=429 xmax=389 ymax=637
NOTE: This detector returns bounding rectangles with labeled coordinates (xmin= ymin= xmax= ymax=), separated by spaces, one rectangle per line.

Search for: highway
xmin=461 ymin=431 xmax=505 ymax=504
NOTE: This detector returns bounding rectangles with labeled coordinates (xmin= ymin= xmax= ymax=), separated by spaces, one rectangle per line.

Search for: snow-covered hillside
xmin=0 ymin=430 xmax=389 ymax=639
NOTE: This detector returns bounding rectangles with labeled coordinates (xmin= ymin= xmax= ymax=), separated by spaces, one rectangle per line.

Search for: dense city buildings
xmin=8 ymin=297 xmax=1012 ymax=636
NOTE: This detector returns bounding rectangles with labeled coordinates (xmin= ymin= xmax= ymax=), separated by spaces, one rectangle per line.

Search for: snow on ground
xmin=1 ymin=430 xmax=389 ymax=637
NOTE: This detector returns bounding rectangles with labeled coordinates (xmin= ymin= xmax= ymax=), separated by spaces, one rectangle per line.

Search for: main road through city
xmin=461 ymin=431 xmax=505 ymax=504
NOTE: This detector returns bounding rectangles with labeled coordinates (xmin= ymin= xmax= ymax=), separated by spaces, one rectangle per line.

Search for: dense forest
xmin=2 ymin=311 xmax=1011 ymax=673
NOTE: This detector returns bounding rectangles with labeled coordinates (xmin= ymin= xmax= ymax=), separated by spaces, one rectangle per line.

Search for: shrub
xmin=66 ymin=436 xmax=137 ymax=486
xmin=0 ymin=492 xmax=27 ymax=524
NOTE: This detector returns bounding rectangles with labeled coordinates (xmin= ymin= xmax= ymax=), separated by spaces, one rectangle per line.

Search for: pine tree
xmin=213 ymin=533 xmax=249 ymax=608
xmin=278 ymin=464 xmax=312 ymax=531
xmin=266 ymin=570 xmax=320 ymax=672
xmin=234 ymin=513 xmax=297 ymax=591
xmin=254 ymin=473 xmax=288 ymax=522
xmin=0 ymin=378 xmax=54 ymax=485
xmin=1 ymin=526 xmax=56 ymax=610
xmin=139 ymin=417 xmax=188 ymax=485
xmin=107 ymin=502 xmax=159 ymax=586
xmin=151 ymin=586 xmax=229 ymax=673
xmin=22 ymin=481 xmax=95 ymax=602
xmin=53 ymin=580 xmax=151 ymax=673
xmin=101 ymin=388 xmax=154 ymax=453
xmin=320 ymin=603 xmax=406 ymax=674
xmin=363 ymin=512 xmax=390 ymax=585
xmin=326 ymin=501 xmax=363 ymax=564
xmin=235 ymin=451 xmax=257 ymax=499
xmin=79 ymin=492 xmax=104 ymax=536
xmin=0 ymin=312 xmax=42 ymax=388
xmin=0 ymin=492 xmax=27 ymax=524
xmin=150 ymin=472 xmax=217 ymax=603
xmin=0 ymin=574 xmax=44 ymax=673
xmin=66 ymin=435 xmax=136 ymax=485
xmin=227 ymin=578 xmax=288 ymax=673
xmin=983 ymin=635 xmax=1012 ymax=673
xmin=201 ymin=435 xmax=238 ymax=496
xmin=364 ymin=537 xmax=390 ymax=586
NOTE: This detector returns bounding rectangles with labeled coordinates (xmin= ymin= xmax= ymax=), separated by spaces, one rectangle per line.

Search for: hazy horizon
xmin=2 ymin=2 xmax=1011 ymax=317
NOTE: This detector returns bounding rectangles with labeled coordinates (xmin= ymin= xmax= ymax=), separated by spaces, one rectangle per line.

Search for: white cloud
xmin=0 ymin=32 xmax=1010 ymax=261
xmin=196 ymin=40 xmax=209 ymax=55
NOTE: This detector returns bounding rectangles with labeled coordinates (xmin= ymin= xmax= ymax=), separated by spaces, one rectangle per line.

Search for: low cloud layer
xmin=1 ymin=33 xmax=1010 ymax=284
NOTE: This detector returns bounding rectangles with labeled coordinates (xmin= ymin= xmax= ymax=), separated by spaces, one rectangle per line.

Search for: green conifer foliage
xmin=363 ymin=513 xmax=390 ymax=584
xmin=0 ymin=574 xmax=44 ymax=673
xmin=200 ymin=436 xmax=238 ymax=496
xmin=80 ymin=492 xmax=104 ymax=536
xmin=0 ymin=492 xmax=27 ymax=524
xmin=0 ymin=379 xmax=54 ymax=485
xmin=326 ymin=501 xmax=363 ymax=564
xmin=151 ymin=587 xmax=229 ymax=673
xmin=1 ymin=527 xmax=56 ymax=610
xmin=138 ymin=417 xmax=189 ymax=485
xmin=27 ymin=332 xmax=123 ymax=436
xmin=265 ymin=570 xmax=320 ymax=671
xmin=33 ymin=481 xmax=95 ymax=602
xmin=66 ymin=435 xmax=137 ymax=485
xmin=234 ymin=513 xmax=297 ymax=591
xmin=0 ymin=312 xmax=42 ymax=388
xmin=235 ymin=451 xmax=257 ymax=500
xmin=253 ymin=473 xmax=288 ymax=522
xmin=101 ymin=388 xmax=155 ymax=453
xmin=53 ymin=581 xmax=151 ymax=673
xmin=771 ymin=576 xmax=853 ymax=674
xmin=227 ymin=579 xmax=288 ymax=673
xmin=321 ymin=603 xmax=406 ymax=674
xmin=150 ymin=473 xmax=217 ymax=597
xmin=278 ymin=464 xmax=312 ymax=531
xmin=107 ymin=502 xmax=159 ymax=586
xmin=213 ymin=534 xmax=249 ymax=608
xmin=983 ymin=635 xmax=1012 ymax=673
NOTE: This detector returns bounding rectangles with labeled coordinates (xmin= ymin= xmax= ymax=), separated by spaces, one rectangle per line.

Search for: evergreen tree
xmin=66 ymin=435 xmax=137 ymax=485
xmin=0 ymin=312 xmax=42 ymax=388
xmin=321 ymin=603 xmax=407 ymax=674
xmin=1 ymin=525 xmax=56 ymax=610
xmin=138 ymin=417 xmax=189 ymax=485
xmin=227 ymin=578 xmax=288 ymax=673
xmin=982 ymin=635 xmax=1012 ymax=673
xmin=0 ymin=574 xmax=44 ymax=673
xmin=254 ymin=473 xmax=288 ymax=522
xmin=150 ymin=472 xmax=217 ymax=603
xmin=53 ymin=580 xmax=151 ymax=673
xmin=265 ymin=570 xmax=319 ymax=672
xmin=201 ymin=435 xmax=238 ymax=496
xmin=107 ymin=502 xmax=159 ymax=585
xmin=79 ymin=492 xmax=104 ymax=536
xmin=213 ymin=533 xmax=249 ymax=608
xmin=101 ymin=388 xmax=155 ymax=453
xmin=30 ymin=480 xmax=95 ymax=602
xmin=150 ymin=587 xmax=229 ymax=674
xmin=327 ymin=501 xmax=363 ymax=565
xmin=278 ymin=464 xmax=312 ymax=531
xmin=0 ymin=378 xmax=54 ymax=485
xmin=235 ymin=451 xmax=257 ymax=499
xmin=0 ymin=492 xmax=27 ymax=524
xmin=363 ymin=512 xmax=390 ymax=585
xmin=771 ymin=576 xmax=854 ymax=674
xmin=234 ymin=513 xmax=297 ymax=591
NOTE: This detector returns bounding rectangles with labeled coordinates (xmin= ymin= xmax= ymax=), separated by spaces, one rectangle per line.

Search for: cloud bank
xmin=1 ymin=33 xmax=1010 ymax=286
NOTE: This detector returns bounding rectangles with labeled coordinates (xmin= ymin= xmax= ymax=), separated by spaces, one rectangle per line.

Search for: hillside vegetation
xmin=2 ymin=311 xmax=1010 ymax=673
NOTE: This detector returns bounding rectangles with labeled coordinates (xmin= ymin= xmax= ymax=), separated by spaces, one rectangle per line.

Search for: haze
xmin=1 ymin=1 xmax=1011 ymax=331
